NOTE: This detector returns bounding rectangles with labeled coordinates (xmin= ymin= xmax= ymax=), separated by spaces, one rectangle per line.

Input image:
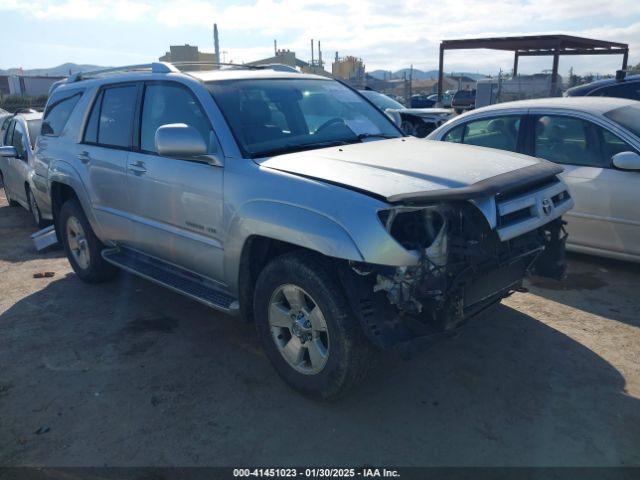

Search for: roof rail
xmin=67 ymin=62 xmax=179 ymax=83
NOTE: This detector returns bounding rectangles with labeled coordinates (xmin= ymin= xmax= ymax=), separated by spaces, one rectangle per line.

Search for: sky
xmin=0 ymin=0 xmax=639 ymax=76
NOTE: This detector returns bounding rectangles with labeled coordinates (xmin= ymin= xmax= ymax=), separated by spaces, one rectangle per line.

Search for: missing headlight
xmin=379 ymin=206 xmax=447 ymax=251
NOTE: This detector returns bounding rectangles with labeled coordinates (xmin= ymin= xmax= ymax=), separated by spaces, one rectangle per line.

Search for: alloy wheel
xmin=66 ymin=216 xmax=90 ymax=270
xmin=268 ymin=284 xmax=330 ymax=375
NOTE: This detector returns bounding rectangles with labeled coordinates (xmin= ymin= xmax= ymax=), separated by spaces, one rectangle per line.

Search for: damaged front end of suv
xmin=338 ymin=175 xmax=574 ymax=349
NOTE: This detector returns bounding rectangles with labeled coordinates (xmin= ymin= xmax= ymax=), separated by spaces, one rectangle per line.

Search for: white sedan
xmin=428 ymin=97 xmax=640 ymax=263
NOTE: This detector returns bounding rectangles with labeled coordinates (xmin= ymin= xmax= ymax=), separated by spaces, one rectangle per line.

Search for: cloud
xmin=1 ymin=0 xmax=638 ymax=73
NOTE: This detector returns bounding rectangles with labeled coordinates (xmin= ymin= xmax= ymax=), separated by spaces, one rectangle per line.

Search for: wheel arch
xmin=225 ymin=201 xmax=365 ymax=320
xmin=49 ymin=165 xmax=103 ymax=240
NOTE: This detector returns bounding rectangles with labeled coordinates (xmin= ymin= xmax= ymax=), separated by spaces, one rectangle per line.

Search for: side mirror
xmin=155 ymin=123 xmax=208 ymax=159
xmin=0 ymin=146 xmax=17 ymax=158
xmin=612 ymin=151 xmax=640 ymax=171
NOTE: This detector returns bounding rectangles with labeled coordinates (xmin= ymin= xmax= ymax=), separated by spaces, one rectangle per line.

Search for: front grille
xmin=495 ymin=179 xmax=573 ymax=241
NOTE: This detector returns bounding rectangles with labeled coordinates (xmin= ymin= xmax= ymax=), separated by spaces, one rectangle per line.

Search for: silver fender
xmin=223 ymin=200 xmax=364 ymax=292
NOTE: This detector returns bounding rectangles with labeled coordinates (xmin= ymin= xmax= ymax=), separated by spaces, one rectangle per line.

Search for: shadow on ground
xmin=527 ymin=252 xmax=640 ymax=327
xmin=0 ymin=270 xmax=638 ymax=467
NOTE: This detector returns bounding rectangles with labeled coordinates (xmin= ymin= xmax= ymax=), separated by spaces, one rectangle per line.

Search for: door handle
xmin=78 ymin=150 xmax=91 ymax=164
xmin=128 ymin=161 xmax=147 ymax=175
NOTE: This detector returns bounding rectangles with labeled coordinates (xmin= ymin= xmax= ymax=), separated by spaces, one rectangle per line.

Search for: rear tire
xmin=254 ymin=251 xmax=373 ymax=400
xmin=59 ymin=198 xmax=118 ymax=284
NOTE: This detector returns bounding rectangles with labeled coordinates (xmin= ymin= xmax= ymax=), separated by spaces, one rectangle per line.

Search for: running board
xmin=101 ymin=247 xmax=239 ymax=314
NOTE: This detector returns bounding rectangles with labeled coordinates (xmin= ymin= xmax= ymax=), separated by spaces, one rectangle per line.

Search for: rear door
xmin=125 ymin=81 xmax=225 ymax=282
xmin=80 ymin=83 xmax=139 ymax=243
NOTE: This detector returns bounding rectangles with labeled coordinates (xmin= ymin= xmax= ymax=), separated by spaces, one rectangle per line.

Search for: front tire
xmin=1 ymin=173 xmax=19 ymax=207
xmin=59 ymin=198 xmax=117 ymax=284
xmin=254 ymin=251 xmax=373 ymax=400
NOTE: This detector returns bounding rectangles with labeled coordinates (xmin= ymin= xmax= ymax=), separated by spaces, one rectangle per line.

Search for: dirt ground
xmin=0 ymin=190 xmax=639 ymax=467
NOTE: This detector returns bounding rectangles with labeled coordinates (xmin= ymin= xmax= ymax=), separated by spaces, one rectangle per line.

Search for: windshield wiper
xmin=252 ymin=139 xmax=350 ymax=158
xmin=353 ymin=133 xmax=399 ymax=142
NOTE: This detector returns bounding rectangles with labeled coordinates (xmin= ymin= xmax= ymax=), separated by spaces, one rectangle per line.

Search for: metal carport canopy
xmin=437 ymin=34 xmax=629 ymax=99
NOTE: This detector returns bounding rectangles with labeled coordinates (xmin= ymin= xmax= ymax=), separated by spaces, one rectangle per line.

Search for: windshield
xmin=604 ymin=105 xmax=640 ymax=137
xmin=360 ymin=90 xmax=405 ymax=111
xmin=207 ymin=79 xmax=401 ymax=158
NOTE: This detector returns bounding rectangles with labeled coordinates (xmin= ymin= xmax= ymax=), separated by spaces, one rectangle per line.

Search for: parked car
xmin=451 ymin=89 xmax=476 ymax=114
xmin=410 ymin=93 xmax=436 ymax=108
xmin=428 ymin=97 xmax=640 ymax=262
xmin=0 ymin=109 xmax=15 ymax=146
xmin=360 ymin=90 xmax=453 ymax=138
xmin=0 ymin=111 xmax=48 ymax=226
xmin=564 ymin=71 xmax=640 ymax=101
xmin=38 ymin=63 xmax=571 ymax=398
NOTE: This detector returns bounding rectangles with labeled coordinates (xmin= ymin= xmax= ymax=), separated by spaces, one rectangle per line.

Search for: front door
xmin=125 ymin=81 xmax=225 ymax=283
xmin=530 ymin=113 xmax=640 ymax=257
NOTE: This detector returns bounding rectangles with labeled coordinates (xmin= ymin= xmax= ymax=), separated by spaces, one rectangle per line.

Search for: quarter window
xmin=443 ymin=124 xmax=463 ymax=143
xmin=534 ymin=115 xmax=604 ymax=167
xmin=140 ymin=83 xmax=215 ymax=154
xmin=42 ymin=92 xmax=81 ymax=136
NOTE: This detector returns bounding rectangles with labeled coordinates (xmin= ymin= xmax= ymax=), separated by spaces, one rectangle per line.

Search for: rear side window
xmin=42 ymin=92 xmax=82 ymax=136
xmin=460 ymin=116 xmax=521 ymax=153
xmin=84 ymin=84 xmax=137 ymax=149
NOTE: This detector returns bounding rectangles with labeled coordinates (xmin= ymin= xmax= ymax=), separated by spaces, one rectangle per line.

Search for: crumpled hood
xmin=258 ymin=137 xmax=553 ymax=203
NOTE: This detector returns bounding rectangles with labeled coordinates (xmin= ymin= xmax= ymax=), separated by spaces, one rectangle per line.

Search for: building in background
xmin=332 ymin=54 xmax=365 ymax=86
xmin=159 ymin=44 xmax=218 ymax=70
xmin=247 ymin=49 xmax=309 ymax=70
xmin=0 ymin=74 xmax=64 ymax=96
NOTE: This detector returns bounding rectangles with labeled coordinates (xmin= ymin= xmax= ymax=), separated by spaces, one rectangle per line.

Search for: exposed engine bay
xmin=338 ymin=201 xmax=568 ymax=348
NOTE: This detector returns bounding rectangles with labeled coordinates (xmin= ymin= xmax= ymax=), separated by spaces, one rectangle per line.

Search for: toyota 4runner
xmin=36 ymin=63 xmax=574 ymax=399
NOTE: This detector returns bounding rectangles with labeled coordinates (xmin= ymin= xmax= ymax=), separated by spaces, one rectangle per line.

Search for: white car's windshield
xmin=604 ymin=104 xmax=640 ymax=137
xmin=207 ymin=78 xmax=401 ymax=158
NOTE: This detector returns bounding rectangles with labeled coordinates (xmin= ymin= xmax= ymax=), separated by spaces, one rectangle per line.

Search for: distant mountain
xmin=0 ymin=63 xmax=108 ymax=77
xmin=369 ymin=68 xmax=487 ymax=81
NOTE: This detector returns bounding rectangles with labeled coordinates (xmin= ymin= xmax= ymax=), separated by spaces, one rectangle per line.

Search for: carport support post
xmin=622 ymin=49 xmax=629 ymax=71
xmin=437 ymin=44 xmax=444 ymax=103
xmin=550 ymin=47 xmax=560 ymax=96
xmin=513 ymin=52 xmax=519 ymax=77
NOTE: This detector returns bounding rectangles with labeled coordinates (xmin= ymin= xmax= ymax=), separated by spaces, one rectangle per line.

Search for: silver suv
xmin=37 ymin=63 xmax=573 ymax=398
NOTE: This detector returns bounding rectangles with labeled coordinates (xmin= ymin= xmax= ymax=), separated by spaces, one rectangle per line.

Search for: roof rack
xmin=67 ymin=62 xmax=179 ymax=83
xmin=65 ymin=61 xmax=301 ymax=84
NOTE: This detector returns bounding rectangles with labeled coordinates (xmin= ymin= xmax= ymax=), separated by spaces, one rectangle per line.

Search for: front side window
xmin=140 ymin=83 xmax=214 ymax=154
xmin=207 ymin=79 xmax=400 ymax=158
xmin=460 ymin=116 xmax=521 ymax=152
xmin=534 ymin=115 xmax=604 ymax=167
xmin=595 ymin=126 xmax=637 ymax=162
xmin=42 ymin=92 xmax=81 ymax=136
xmin=84 ymin=85 xmax=137 ymax=149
